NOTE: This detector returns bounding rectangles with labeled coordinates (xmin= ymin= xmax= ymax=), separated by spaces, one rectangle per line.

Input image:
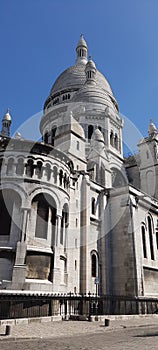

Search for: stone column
xmin=104 ymin=129 xmax=108 ymax=146
xmin=55 ymin=213 xmax=62 ymax=247
xmin=11 ymin=208 xmax=30 ymax=290
xmin=29 ymin=201 xmax=37 ymax=239
xmin=47 ymin=206 xmax=52 ymax=246
xmin=64 ymin=223 xmax=68 ymax=251
xmin=52 ymin=212 xmax=62 ymax=291
xmin=85 ymin=124 xmax=88 ymax=140
xmin=80 ymin=174 xmax=88 ymax=295
xmin=99 ymin=191 xmax=107 ymax=295
xmin=21 ymin=208 xmax=30 ymax=242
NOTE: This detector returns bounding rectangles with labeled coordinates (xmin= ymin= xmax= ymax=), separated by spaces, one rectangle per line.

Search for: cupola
xmin=1 ymin=108 xmax=12 ymax=137
xmin=85 ymin=56 xmax=96 ymax=83
xmin=148 ymin=118 xmax=157 ymax=137
xmin=76 ymin=34 xmax=88 ymax=64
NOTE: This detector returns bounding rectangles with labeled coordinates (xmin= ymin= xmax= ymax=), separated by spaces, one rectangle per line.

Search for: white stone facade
xmin=0 ymin=36 xmax=158 ymax=298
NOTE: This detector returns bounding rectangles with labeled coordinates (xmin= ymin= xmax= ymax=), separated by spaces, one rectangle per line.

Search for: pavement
xmin=0 ymin=314 xmax=158 ymax=340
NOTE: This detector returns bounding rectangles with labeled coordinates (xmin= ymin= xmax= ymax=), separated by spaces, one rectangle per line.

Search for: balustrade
xmin=0 ymin=156 xmax=70 ymax=190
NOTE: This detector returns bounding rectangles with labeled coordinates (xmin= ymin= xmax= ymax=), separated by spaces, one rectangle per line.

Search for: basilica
xmin=0 ymin=35 xmax=158 ymax=298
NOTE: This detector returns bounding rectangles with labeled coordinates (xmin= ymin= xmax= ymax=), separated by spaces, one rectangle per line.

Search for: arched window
xmin=114 ymin=134 xmax=118 ymax=149
xmin=60 ymin=204 xmax=69 ymax=246
xmin=77 ymin=141 xmax=80 ymax=150
xmin=53 ymin=98 xmax=59 ymax=105
xmin=59 ymin=169 xmax=63 ymax=186
xmin=88 ymin=125 xmax=94 ymax=140
xmin=36 ymin=198 xmax=49 ymax=239
xmin=68 ymin=160 xmax=74 ymax=172
xmin=16 ymin=158 xmax=24 ymax=176
xmin=45 ymin=163 xmax=51 ymax=181
xmin=36 ymin=161 xmax=43 ymax=179
xmin=25 ymin=159 xmax=34 ymax=177
xmin=7 ymin=158 xmax=14 ymax=175
xmin=60 ymin=210 xmax=65 ymax=245
xmin=33 ymin=194 xmax=56 ymax=241
xmin=63 ymin=173 xmax=67 ymax=188
xmin=51 ymin=126 xmax=57 ymax=146
xmin=91 ymin=198 xmax=96 ymax=215
xmin=53 ymin=166 xmax=57 ymax=184
xmin=110 ymin=130 xmax=114 ymax=146
xmin=91 ymin=253 xmax=97 ymax=277
xmin=141 ymin=226 xmax=147 ymax=258
xmin=147 ymin=215 xmax=154 ymax=260
xmin=44 ymin=132 xmax=48 ymax=144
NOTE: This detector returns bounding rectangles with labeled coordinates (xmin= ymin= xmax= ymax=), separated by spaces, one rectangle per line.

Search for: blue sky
xmin=0 ymin=0 xmax=158 ymax=153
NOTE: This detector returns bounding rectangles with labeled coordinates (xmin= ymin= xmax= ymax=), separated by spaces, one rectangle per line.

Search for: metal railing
xmin=0 ymin=293 xmax=158 ymax=320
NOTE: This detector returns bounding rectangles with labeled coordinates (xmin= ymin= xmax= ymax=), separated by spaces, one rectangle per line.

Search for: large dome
xmin=50 ymin=63 xmax=113 ymax=96
xmin=44 ymin=35 xmax=115 ymax=110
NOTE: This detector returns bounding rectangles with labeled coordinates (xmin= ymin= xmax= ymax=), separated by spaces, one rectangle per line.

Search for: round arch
xmin=90 ymin=250 xmax=99 ymax=278
xmin=111 ymin=167 xmax=127 ymax=188
xmin=28 ymin=186 xmax=60 ymax=209
xmin=0 ymin=182 xmax=28 ymax=206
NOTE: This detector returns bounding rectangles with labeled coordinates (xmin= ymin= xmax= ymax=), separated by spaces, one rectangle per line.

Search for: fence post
xmin=5 ymin=325 xmax=11 ymax=336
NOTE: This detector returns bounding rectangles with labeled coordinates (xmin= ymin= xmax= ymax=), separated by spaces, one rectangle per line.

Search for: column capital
xmin=20 ymin=207 xmax=31 ymax=212
xmin=56 ymin=209 xmax=63 ymax=217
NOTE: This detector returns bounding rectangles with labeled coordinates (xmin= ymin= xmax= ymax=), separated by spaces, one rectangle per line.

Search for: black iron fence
xmin=0 ymin=293 xmax=158 ymax=320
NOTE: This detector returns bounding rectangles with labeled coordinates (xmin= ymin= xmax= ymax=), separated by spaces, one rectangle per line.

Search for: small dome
xmin=148 ymin=118 xmax=157 ymax=136
xmin=85 ymin=56 xmax=96 ymax=83
xmin=14 ymin=132 xmax=22 ymax=139
xmin=2 ymin=109 xmax=11 ymax=122
xmin=91 ymin=128 xmax=104 ymax=142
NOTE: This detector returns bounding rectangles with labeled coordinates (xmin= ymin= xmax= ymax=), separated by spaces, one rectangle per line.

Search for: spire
xmin=85 ymin=55 xmax=96 ymax=83
xmin=148 ymin=117 xmax=157 ymax=137
xmin=1 ymin=108 xmax=12 ymax=137
xmin=76 ymin=34 xmax=88 ymax=64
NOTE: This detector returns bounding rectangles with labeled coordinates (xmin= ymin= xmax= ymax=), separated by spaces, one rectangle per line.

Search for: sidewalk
xmin=0 ymin=315 xmax=158 ymax=340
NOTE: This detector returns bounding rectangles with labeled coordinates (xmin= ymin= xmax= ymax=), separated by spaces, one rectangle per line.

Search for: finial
xmin=150 ymin=117 xmax=152 ymax=124
xmin=89 ymin=55 xmax=92 ymax=61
